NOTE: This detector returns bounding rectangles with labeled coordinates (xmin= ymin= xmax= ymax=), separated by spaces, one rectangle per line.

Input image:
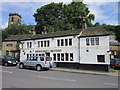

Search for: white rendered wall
xmin=79 ymin=36 xmax=110 ymax=65
xmin=20 ymin=35 xmax=80 ymax=62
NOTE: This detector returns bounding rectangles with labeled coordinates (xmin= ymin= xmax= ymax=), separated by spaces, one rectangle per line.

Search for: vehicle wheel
xmin=36 ymin=65 xmax=42 ymax=71
xmin=5 ymin=63 xmax=8 ymax=66
xmin=19 ymin=63 xmax=24 ymax=69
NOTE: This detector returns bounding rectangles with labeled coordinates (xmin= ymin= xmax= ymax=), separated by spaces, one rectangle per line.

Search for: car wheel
xmin=19 ymin=63 xmax=24 ymax=69
xmin=5 ymin=63 xmax=8 ymax=66
xmin=36 ymin=65 xmax=42 ymax=71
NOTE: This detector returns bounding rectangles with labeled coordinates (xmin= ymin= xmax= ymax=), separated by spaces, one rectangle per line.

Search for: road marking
xmin=31 ymin=75 xmax=76 ymax=82
xmin=0 ymin=70 xmax=13 ymax=74
xmin=2 ymin=66 xmax=45 ymax=73
xmin=104 ymin=83 xmax=118 ymax=86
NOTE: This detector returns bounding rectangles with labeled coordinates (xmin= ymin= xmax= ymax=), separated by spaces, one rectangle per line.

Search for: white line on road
xmin=104 ymin=83 xmax=118 ymax=86
xmin=31 ymin=75 xmax=76 ymax=82
xmin=0 ymin=70 xmax=13 ymax=74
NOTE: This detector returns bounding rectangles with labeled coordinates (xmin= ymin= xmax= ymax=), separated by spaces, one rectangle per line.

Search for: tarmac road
xmin=1 ymin=66 xmax=119 ymax=88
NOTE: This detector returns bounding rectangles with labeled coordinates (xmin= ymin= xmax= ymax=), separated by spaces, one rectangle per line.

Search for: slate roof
xmin=4 ymin=26 xmax=114 ymax=41
xmin=110 ymin=41 xmax=120 ymax=46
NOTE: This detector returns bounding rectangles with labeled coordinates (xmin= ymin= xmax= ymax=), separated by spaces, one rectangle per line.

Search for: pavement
xmin=50 ymin=67 xmax=119 ymax=76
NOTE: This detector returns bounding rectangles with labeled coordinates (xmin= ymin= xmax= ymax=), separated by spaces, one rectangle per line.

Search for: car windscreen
xmin=5 ymin=56 xmax=14 ymax=60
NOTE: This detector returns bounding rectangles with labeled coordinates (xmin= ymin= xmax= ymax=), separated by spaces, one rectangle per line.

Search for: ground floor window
xmin=61 ymin=53 xmax=64 ymax=61
xmin=53 ymin=53 xmax=74 ymax=61
xmin=70 ymin=53 xmax=73 ymax=61
xmin=97 ymin=55 xmax=105 ymax=62
xmin=53 ymin=54 xmax=56 ymax=61
xmin=57 ymin=54 xmax=60 ymax=61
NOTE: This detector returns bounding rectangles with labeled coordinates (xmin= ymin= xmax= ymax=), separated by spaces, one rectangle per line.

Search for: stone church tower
xmin=8 ymin=13 xmax=21 ymax=26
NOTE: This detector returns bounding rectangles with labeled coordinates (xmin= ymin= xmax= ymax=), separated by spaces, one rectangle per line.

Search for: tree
xmin=94 ymin=22 xmax=101 ymax=27
xmin=2 ymin=24 xmax=34 ymax=40
xmin=33 ymin=2 xmax=95 ymax=33
xmin=113 ymin=25 xmax=120 ymax=42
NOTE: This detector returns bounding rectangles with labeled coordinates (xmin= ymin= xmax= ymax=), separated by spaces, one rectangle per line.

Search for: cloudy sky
xmin=0 ymin=0 xmax=119 ymax=29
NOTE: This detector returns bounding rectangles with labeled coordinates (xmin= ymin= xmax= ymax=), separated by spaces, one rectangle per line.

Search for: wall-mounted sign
xmin=35 ymin=49 xmax=61 ymax=52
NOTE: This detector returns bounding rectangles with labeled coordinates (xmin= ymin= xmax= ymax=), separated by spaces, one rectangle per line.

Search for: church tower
xmin=8 ymin=13 xmax=21 ymax=26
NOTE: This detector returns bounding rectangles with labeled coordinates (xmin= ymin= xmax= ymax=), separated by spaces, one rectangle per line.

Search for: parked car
xmin=18 ymin=56 xmax=56 ymax=71
xmin=110 ymin=58 xmax=120 ymax=69
xmin=0 ymin=56 xmax=18 ymax=66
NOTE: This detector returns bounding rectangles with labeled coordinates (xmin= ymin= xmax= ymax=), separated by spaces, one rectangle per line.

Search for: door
xmin=6 ymin=51 xmax=9 ymax=56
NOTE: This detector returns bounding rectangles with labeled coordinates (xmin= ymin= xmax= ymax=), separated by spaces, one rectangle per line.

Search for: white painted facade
xmin=20 ymin=34 xmax=110 ymax=65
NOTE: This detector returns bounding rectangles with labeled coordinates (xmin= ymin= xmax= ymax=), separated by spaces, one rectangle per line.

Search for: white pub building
xmin=16 ymin=26 xmax=114 ymax=71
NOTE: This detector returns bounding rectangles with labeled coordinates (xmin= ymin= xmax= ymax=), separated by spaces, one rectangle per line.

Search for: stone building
xmin=8 ymin=13 xmax=21 ymax=26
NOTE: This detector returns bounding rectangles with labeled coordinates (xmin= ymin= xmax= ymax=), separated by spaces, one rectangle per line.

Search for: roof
xmin=110 ymin=41 xmax=120 ymax=46
xmin=9 ymin=13 xmax=21 ymax=18
xmin=4 ymin=26 xmax=114 ymax=41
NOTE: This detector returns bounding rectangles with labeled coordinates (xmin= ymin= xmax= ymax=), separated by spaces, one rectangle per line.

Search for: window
xmin=70 ymin=53 xmax=73 ymax=61
xmin=42 ymin=54 xmax=44 ymax=56
xmin=11 ymin=17 xmax=14 ymax=22
xmin=53 ymin=54 xmax=56 ymax=61
xmin=27 ymin=42 xmax=29 ymax=48
xmin=65 ymin=39 xmax=68 ymax=46
xmin=95 ymin=38 xmax=99 ymax=45
xmin=40 ymin=57 xmax=44 ymax=61
xmin=38 ymin=41 xmax=40 ymax=47
xmin=44 ymin=41 xmax=46 ymax=47
xmin=61 ymin=39 xmax=64 ymax=46
xmin=91 ymin=38 xmax=94 ymax=45
xmin=29 ymin=54 xmax=32 ymax=57
xmin=29 ymin=42 xmax=32 ymax=48
xmin=41 ymin=41 xmax=43 ymax=47
xmin=36 ymin=54 xmax=38 ymax=56
xmin=27 ymin=54 xmax=29 ymax=59
xmin=57 ymin=53 xmax=60 ymax=61
xmin=57 ymin=40 xmax=60 ymax=46
xmin=86 ymin=38 xmax=89 ymax=46
xmin=65 ymin=53 xmax=69 ymax=61
xmin=97 ymin=55 xmax=105 ymax=62
xmin=69 ymin=39 xmax=72 ymax=46
xmin=61 ymin=53 xmax=64 ymax=61
xmin=47 ymin=40 xmax=49 ymax=47
xmin=6 ymin=44 xmax=12 ymax=47
xmin=32 ymin=56 xmax=38 ymax=61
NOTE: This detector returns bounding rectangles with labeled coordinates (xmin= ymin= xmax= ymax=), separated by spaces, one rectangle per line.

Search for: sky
xmin=0 ymin=0 xmax=119 ymax=29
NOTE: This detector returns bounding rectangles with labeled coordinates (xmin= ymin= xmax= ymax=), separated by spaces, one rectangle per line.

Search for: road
xmin=1 ymin=66 xmax=119 ymax=88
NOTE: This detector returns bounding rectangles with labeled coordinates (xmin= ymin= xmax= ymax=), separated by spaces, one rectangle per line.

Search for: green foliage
xmin=114 ymin=25 xmax=120 ymax=42
xmin=33 ymin=2 xmax=95 ymax=33
xmin=2 ymin=24 xmax=34 ymax=40
xmin=94 ymin=22 xmax=101 ymax=27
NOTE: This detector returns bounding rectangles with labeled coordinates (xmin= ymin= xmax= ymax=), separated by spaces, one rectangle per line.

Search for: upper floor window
xmin=44 ymin=41 xmax=46 ymax=47
xmin=86 ymin=38 xmax=89 ymax=46
xmin=27 ymin=42 xmax=32 ymax=48
xmin=29 ymin=42 xmax=32 ymax=48
xmin=61 ymin=39 xmax=64 ymax=46
xmin=41 ymin=41 xmax=43 ymax=47
xmin=47 ymin=40 xmax=50 ymax=47
xmin=69 ymin=39 xmax=72 ymax=46
xmin=65 ymin=39 xmax=68 ymax=46
xmin=38 ymin=40 xmax=50 ymax=47
xmin=57 ymin=40 xmax=60 ymax=46
xmin=38 ymin=41 xmax=40 ymax=47
xmin=91 ymin=38 xmax=94 ymax=45
xmin=95 ymin=38 xmax=99 ymax=45
xmin=86 ymin=37 xmax=99 ymax=46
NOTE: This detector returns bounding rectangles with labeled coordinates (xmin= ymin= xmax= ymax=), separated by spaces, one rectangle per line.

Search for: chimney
xmin=82 ymin=17 xmax=87 ymax=29
xmin=30 ymin=27 xmax=36 ymax=35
